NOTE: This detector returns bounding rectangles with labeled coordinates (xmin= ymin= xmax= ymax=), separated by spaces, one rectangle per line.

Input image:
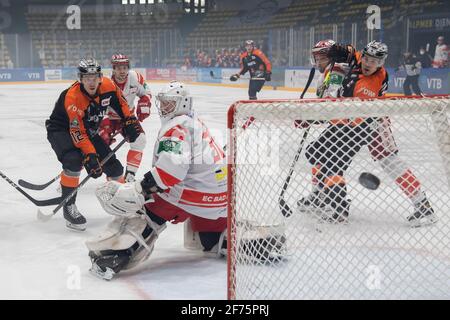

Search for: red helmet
xmin=111 ymin=54 xmax=130 ymax=67
xmin=310 ymin=39 xmax=335 ymax=66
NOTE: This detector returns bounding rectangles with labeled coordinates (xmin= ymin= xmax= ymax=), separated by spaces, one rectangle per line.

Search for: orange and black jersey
xmin=46 ymin=77 xmax=131 ymax=155
xmin=341 ymin=51 xmax=389 ymax=98
xmin=239 ymin=49 xmax=272 ymax=77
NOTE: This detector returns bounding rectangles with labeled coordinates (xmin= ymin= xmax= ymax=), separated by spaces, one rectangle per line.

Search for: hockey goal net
xmin=227 ymin=95 xmax=450 ymax=299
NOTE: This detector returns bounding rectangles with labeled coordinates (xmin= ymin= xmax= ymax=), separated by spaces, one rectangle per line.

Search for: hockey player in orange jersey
xmin=230 ymin=40 xmax=272 ymax=100
xmin=299 ymin=41 xmax=437 ymax=227
xmin=46 ymin=58 xmax=144 ymax=231
xmin=99 ymin=54 xmax=151 ymax=182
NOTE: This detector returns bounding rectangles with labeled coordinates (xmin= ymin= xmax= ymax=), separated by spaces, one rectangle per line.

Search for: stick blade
xmin=279 ymin=198 xmax=293 ymax=217
xmin=37 ymin=208 xmax=54 ymax=222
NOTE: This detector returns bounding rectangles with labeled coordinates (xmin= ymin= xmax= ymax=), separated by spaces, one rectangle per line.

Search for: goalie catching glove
xmin=96 ymin=180 xmax=148 ymax=218
xmin=95 ymin=171 xmax=165 ymax=218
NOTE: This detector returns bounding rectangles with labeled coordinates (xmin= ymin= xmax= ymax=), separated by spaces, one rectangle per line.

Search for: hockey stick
xmin=278 ymin=128 xmax=310 ymax=217
xmin=18 ymin=132 xmax=121 ymax=191
xmin=37 ymin=138 xmax=127 ymax=222
xmin=0 ymin=171 xmax=63 ymax=206
xmin=18 ymin=174 xmax=60 ymax=191
xmin=209 ymin=70 xmax=265 ymax=81
xmin=278 ymin=67 xmax=316 ymax=217
xmin=300 ymin=67 xmax=316 ymax=99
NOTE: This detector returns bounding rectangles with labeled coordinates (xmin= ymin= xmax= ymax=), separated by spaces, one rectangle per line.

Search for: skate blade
xmin=409 ymin=215 xmax=438 ymax=228
xmin=90 ymin=264 xmax=115 ymax=281
xmin=66 ymin=221 xmax=86 ymax=232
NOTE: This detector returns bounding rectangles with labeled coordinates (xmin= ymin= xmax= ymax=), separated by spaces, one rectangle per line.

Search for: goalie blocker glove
xmin=140 ymin=171 xmax=165 ymax=200
xmin=122 ymin=116 xmax=143 ymax=143
xmin=83 ymin=153 xmax=102 ymax=178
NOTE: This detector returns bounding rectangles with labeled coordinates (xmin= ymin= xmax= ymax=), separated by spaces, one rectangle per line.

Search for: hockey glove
xmin=140 ymin=171 xmax=165 ymax=200
xmin=136 ymin=95 xmax=152 ymax=122
xmin=230 ymin=74 xmax=240 ymax=82
xmin=123 ymin=116 xmax=143 ymax=143
xmin=328 ymin=43 xmax=355 ymax=64
xmin=83 ymin=153 xmax=102 ymax=178
xmin=264 ymin=72 xmax=272 ymax=81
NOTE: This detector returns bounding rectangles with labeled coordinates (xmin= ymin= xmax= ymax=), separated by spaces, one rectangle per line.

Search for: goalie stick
xmin=0 ymin=171 xmax=63 ymax=206
xmin=278 ymin=67 xmax=316 ymax=217
xmin=209 ymin=70 xmax=265 ymax=81
xmin=37 ymin=138 xmax=126 ymax=222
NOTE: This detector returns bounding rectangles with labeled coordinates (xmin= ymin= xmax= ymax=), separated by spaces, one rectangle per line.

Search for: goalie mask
xmin=156 ymin=81 xmax=193 ymax=120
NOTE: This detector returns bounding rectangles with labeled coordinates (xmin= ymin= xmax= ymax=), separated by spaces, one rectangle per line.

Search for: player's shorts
xmin=145 ymin=194 xmax=227 ymax=233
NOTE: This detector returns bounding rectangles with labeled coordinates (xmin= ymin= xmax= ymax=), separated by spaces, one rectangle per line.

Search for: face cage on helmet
xmin=78 ymin=71 xmax=103 ymax=82
xmin=156 ymin=94 xmax=180 ymax=118
xmin=362 ymin=53 xmax=387 ymax=68
xmin=310 ymin=52 xmax=330 ymax=68
xmin=112 ymin=60 xmax=130 ymax=69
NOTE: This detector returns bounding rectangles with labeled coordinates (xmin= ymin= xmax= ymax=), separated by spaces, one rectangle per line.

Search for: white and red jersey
xmin=316 ymin=62 xmax=349 ymax=98
xmin=109 ymin=70 xmax=151 ymax=120
xmin=149 ymin=112 xmax=227 ymax=220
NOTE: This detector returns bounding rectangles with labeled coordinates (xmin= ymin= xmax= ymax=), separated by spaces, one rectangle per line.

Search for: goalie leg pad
xmin=125 ymin=210 xmax=167 ymax=270
xmin=87 ymin=214 xmax=167 ymax=278
xmin=86 ymin=216 xmax=149 ymax=252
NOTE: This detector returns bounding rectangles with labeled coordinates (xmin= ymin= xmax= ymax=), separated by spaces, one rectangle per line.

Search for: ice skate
xmin=63 ymin=203 xmax=87 ymax=231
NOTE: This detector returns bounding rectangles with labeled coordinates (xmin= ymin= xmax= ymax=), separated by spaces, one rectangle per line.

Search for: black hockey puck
xmin=358 ymin=172 xmax=381 ymax=190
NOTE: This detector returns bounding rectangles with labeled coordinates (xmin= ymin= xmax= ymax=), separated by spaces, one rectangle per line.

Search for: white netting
xmin=228 ymin=96 xmax=450 ymax=299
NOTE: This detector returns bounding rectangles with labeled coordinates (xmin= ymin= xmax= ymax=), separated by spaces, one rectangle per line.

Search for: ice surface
xmin=0 ymin=82 xmax=302 ymax=299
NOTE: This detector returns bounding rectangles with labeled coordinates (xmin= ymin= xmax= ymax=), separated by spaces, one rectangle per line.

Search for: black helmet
xmin=78 ymin=58 xmax=102 ymax=79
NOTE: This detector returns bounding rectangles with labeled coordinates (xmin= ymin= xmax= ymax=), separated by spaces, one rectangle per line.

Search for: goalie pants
xmin=249 ymin=79 xmax=265 ymax=100
xmin=305 ymin=122 xmax=375 ymax=206
xmin=47 ymin=129 xmax=124 ymax=178
xmin=145 ymin=194 xmax=227 ymax=232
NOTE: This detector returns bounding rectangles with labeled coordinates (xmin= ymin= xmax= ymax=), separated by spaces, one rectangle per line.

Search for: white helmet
xmin=156 ymin=81 xmax=193 ymax=120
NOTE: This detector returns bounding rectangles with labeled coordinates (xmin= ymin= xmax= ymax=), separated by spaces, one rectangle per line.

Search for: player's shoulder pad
xmin=240 ymin=51 xmax=248 ymax=59
xmin=252 ymin=49 xmax=265 ymax=57
xmin=136 ymin=71 xmax=145 ymax=85
xmin=99 ymin=77 xmax=118 ymax=93
xmin=128 ymin=70 xmax=146 ymax=86
xmin=65 ymin=82 xmax=81 ymax=102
